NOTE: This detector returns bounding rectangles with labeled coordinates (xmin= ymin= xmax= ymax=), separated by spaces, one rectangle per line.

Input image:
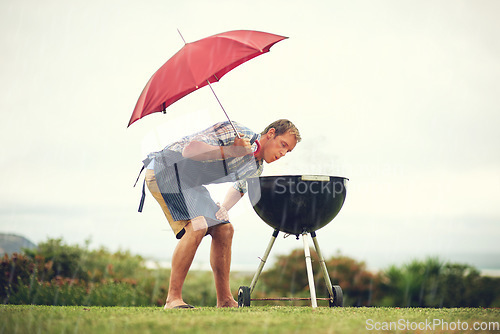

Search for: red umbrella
xmin=128 ymin=30 xmax=287 ymax=130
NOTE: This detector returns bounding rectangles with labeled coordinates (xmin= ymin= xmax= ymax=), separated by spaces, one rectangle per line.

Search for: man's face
xmin=261 ymin=129 xmax=298 ymax=163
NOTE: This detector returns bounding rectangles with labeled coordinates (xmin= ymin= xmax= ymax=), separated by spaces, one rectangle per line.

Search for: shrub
xmin=23 ymin=238 xmax=148 ymax=283
xmin=379 ymin=257 xmax=443 ymax=307
xmin=6 ymin=278 xmax=151 ymax=306
xmin=1 ymin=253 xmax=54 ymax=303
xmin=379 ymin=258 xmax=500 ymax=307
xmin=23 ymin=238 xmax=90 ymax=281
xmin=83 ymin=248 xmax=147 ymax=282
xmin=2 ymin=238 xmax=156 ymax=306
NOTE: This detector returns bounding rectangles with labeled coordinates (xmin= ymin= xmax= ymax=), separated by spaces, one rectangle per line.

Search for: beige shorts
xmin=145 ymin=169 xmax=190 ymax=239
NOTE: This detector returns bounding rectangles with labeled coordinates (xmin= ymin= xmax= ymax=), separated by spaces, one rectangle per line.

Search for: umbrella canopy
xmin=128 ymin=30 xmax=287 ymax=127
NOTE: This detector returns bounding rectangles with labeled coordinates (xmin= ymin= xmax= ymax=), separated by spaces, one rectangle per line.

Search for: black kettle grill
xmin=237 ymin=175 xmax=348 ymax=308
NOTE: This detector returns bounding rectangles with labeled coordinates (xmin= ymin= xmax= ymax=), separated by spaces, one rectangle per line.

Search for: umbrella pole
xmin=206 ymin=80 xmax=242 ymax=139
xmin=175 ymin=29 xmax=240 ymax=139
xmin=177 ymin=28 xmax=187 ymax=44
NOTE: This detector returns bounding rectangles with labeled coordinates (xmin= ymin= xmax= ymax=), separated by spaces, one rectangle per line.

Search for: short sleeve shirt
xmin=164 ymin=121 xmax=263 ymax=193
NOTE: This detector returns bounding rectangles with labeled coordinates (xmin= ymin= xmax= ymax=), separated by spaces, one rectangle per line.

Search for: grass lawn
xmin=1 ymin=305 xmax=499 ymax=334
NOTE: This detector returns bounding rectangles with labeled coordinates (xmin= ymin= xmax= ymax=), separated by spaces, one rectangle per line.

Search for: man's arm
xmin=182 ymin=136 xmax=252 ymax=161
xmin=222 ymin=187 xmax=245 ymax=211
xmin=215 ymin=187 xmax=245 ymax=221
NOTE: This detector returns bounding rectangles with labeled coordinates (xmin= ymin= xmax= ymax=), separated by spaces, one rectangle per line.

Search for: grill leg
xmin=249 ymin=229 xmax=279 ymax=294
xmin=302 ymin=232 xmax=318 ymax=308
xmin=311 ymin=231 xmax=334 ymax=303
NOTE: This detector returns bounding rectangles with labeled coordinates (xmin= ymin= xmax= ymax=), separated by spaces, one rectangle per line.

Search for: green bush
xmin=23 ymin=238 xmax=148 ymax=283
xmin=379 ymin=257 xmax=500 ymax=307
xmin=1 ymin=253 xmax=54 ymax=303
xmin=24 ymin=238 xmax=89 ymax=281
xmin=2 ymin=239 xmax=158 ymax=306
xmin=1 ymin=238 xmax=218 ymax=307
xmin=4 ymin=237 xmax=500 ymax=308
xmin=8 ymin=278 xmax=87 ymax=306
xmin=379 ymin=258 xmax=443 ymax=307
xmin=6 ymin=278 xmax=151 ymax=306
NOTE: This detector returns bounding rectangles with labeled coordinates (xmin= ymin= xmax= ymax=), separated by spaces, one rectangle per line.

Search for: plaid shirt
xmin=164 ymin=121 xmax=263 ymax=193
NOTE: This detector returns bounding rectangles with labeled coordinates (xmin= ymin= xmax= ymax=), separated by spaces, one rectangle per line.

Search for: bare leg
xmin=207 ymin=223 xmax=238 ymax=308
xmin=164 ymin=217 xmax=208 ymax=309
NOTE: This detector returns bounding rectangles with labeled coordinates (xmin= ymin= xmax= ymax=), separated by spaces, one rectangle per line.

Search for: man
xmin=143 ymin=119 xmax=301 ymax=309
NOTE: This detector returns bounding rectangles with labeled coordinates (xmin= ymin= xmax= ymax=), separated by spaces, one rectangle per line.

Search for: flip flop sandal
xmin=172 ymin=304 xmax=195 ymax=309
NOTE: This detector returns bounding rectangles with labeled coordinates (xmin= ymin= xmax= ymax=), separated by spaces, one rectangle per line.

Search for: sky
xmin=1 ymin=0 xmax=499 ymax=273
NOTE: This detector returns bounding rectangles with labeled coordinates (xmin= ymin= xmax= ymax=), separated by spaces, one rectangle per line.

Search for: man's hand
xmin=226 ymin=134 xmax=252 ymax=158
xmin=215 ymin=202 xmax=229 ymax=221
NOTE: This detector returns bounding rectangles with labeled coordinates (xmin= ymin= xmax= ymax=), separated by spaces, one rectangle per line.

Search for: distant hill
xmin=0 ymin=233 xmax=37 ymax=256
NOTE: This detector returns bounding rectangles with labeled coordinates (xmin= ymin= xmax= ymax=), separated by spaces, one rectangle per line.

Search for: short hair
xmin=261 ymin=119 xmax=301 ymax=142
